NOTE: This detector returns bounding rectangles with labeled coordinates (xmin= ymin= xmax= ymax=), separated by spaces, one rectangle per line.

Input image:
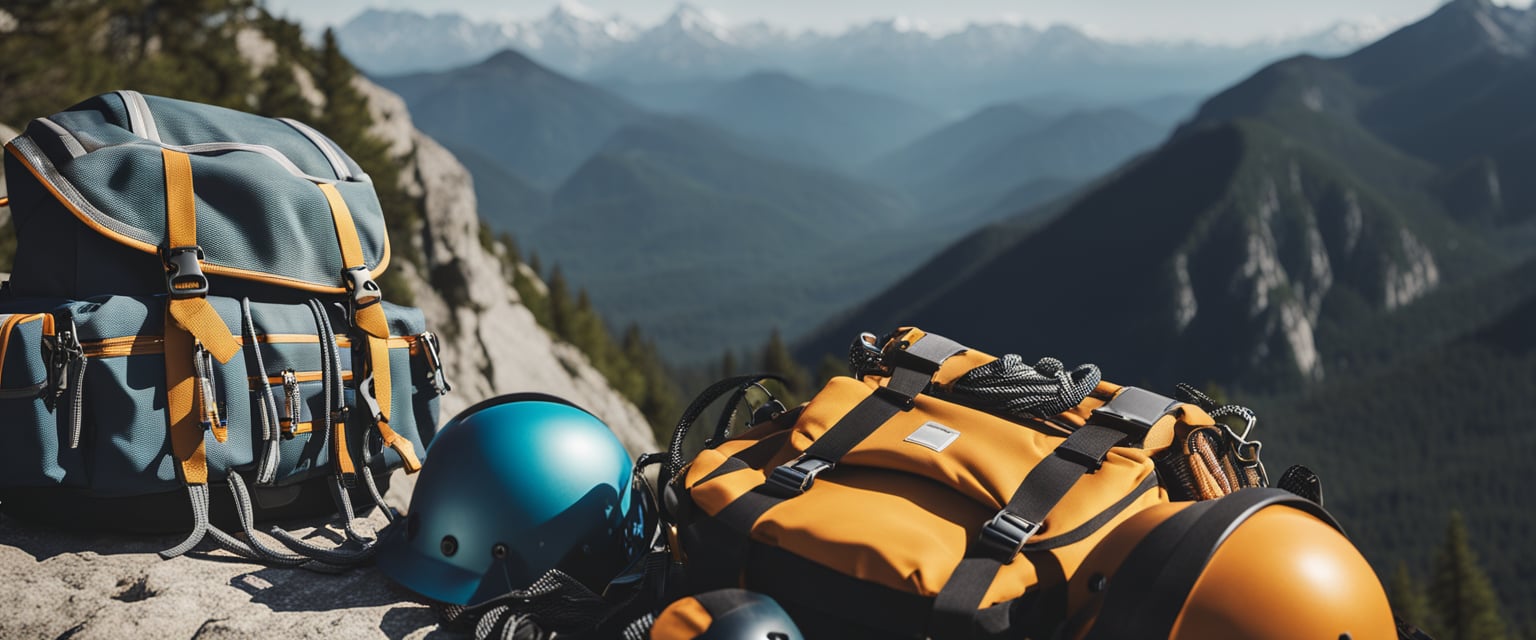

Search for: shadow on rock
xmin=382 ymin=607 xmax=466 ymax=639
xmin=0 ymin=514 xmax=184 ymax=560
xmin=239 ymin=564 xmax=421 ymax=612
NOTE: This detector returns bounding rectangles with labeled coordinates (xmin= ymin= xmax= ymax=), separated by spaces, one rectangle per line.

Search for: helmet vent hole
xmin=1339 ymin=635 xmax=1352 ymax=640
xmin=440 ymin=535 xmax=459 ymax=557
xmin=492 ymin=543 xmax=509 ymax=559
xmin=1088 ymin=573 xmax=1108 ymax=593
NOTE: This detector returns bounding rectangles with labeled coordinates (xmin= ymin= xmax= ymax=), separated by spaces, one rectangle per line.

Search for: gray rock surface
xmin=0 ymin=476 xmax=449 ymax=640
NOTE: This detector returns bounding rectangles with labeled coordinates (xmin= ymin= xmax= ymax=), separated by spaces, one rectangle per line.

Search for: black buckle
xmin=873 ymin=384 xmax=917 ymax=410
xmin=763 ymin=456 xmax=833 ymax=497
xmin=978 ymin=511 xmax=1041 ymax=563
xmin=881 ymin=340 xmax=942 ymax=375
xmin=343 ymin=266 xmax=381 ymax=309
xmin=162 ymin=245 xmax=208 ymax=298
xmin=1088 ymin=386 xmax=1177 ymax=442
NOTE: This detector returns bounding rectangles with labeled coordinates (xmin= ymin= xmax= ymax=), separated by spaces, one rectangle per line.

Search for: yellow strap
xmin=319 ymin=183 xmax=389 ymax=339
xmin=319 ymin=182 xmax=419 ymax=472
xmin=368 ymin=334 xmax=420 ymax=473
xmin=164 ymin=316 xmax=208 ymax=485
xmin=162 ymin=149 xmax=240 ymax=363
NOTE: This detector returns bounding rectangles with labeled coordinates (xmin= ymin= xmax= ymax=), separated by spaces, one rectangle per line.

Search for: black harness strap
xmin=927 ymin=387 xmax=1178 ymax=640
xmin=682 ymin=333 xmax=967 ymax=591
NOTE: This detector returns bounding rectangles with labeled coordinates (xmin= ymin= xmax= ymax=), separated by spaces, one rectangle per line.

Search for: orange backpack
xmin=659 ymin=328 xmax=1267 ymax=639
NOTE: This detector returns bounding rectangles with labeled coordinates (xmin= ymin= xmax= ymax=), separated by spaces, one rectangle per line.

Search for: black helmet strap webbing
xmin=1084 ymin=488 xmax=1339 ymax=640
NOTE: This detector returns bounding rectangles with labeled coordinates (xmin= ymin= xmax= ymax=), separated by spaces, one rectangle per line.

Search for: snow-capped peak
xmin=548 ymin=0 xmax=604 ymax=23
xmin=660 ymin=2 xmax=735 ymax=43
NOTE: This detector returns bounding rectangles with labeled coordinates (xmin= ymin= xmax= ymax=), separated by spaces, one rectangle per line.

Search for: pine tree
xmin=815 ymin=354 xmax=847 ymax=385
xmin=720 ymin=349 xmax=738 ymax=378
xmin=253 ymin=58 xmax=314 ymax=121
xmin=760 ymin=328 xmax=810 ymax=405
xmin=1430 ymin=512 xmax=1510 ymax=640
xmin=1390 ymin=562 xmax=1438 ymax=636
xmin=547 ymin=266 xmax=574 ymax=338
xmin=311 ymin=25 xmax=424 ymax=294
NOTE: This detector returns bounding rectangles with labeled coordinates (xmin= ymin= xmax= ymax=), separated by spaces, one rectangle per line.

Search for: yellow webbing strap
xmin=319 ymin=183 xmax=420 ymax=473
xmin=319 ymin=183 xmax=389 ymax=339
xmin=164 ymin=315 xmax=208 ymax=485
xmin=162 ymin=149 xmax=241 ymax=484
xmin=162 ymin=150 xmax=241 ymax=363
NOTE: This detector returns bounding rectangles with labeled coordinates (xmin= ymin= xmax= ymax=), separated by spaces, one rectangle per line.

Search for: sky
xmin=258 ymin=0 xmax=1503 ymax=44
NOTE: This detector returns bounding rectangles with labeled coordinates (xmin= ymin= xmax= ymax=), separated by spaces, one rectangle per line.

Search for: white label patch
xmin=905 ymin=421 xmax=960 ymax=452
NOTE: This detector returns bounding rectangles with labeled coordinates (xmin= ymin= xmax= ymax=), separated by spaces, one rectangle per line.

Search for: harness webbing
xmin=319 ymin=183 xmax=419 ymax=473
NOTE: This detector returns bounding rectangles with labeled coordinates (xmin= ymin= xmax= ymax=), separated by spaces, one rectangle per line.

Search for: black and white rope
xmin=949 ymin=354 xmax=1102 ymax=420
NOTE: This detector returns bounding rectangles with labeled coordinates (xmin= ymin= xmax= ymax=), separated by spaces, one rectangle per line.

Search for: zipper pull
xmin=280 ymin=369 xmax=300 ymax=439
xmin=420 ymin=331 xmax=451 ymax=396
xmin=48 ymin=323 xmax=88 ymax=449
xmin=193 ymin=342 xmax=227 ymax=443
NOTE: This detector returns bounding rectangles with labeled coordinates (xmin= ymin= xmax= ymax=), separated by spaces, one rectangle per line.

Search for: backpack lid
xmin=3 ymin=91 xmax=389 ymax=293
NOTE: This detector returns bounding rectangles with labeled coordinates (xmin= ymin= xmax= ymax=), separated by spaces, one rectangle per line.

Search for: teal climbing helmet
xmin=377 ymin=393 xmax=655 ymax=607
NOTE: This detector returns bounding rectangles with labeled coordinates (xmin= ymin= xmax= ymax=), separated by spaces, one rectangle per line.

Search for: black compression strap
xmin=1084 ymin=488 xmax=1338 ymax=640
xmin=927 ymin=422 xmax=1138 ymax=639
xmin=679 ymin=334 xmax=968 ymax=593
xmin=801 ymin=333 xmax=966 ymax=465
xmin=1023 ymin=474 xmax=1158 ymax=552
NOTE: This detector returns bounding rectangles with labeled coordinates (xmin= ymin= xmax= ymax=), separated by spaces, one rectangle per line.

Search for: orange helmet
xmin=1061 ymin=488 xmax=1401 ymax=640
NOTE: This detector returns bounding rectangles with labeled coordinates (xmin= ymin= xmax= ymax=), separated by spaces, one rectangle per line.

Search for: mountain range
xmin=376 ymin=48 xmax=1178 ymax=361
xmin=795 ymin=0 xmax=1536 ymax=621
xmin=337 ymin=2 xmax=1388 ymax=114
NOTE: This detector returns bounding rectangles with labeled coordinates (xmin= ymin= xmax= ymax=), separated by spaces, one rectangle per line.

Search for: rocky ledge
xmin=0 ymin=473 xmax=455 ymax=640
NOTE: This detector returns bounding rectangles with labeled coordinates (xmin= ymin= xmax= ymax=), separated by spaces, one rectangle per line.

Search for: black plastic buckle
xmin=874 ymin=383 xmax=917 ymax=410
xmin=343 ymin=266 xmax=381 ymax=309
xmin=978 ymin=511 xmax=1041 ymax=563
xmin=1088 ymin=386 xmax=1177 ymax=443
xmin=881 ymin=340 xmax=943 ymax=375
xmin=162 ymin=245 xmax=208 ymax=298
xmin=763 ymin=456 xmax=833 ymax=497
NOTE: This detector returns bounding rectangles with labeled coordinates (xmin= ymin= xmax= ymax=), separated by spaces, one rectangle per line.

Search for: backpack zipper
xmin=280 ymin=369 xmax=301 ymax=439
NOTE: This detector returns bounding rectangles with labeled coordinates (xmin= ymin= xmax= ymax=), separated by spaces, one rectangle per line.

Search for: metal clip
xmin=357 ymin=371 xmax=385 ymax=423
xmin=420 ymin=331 xmax=451 ymax=396
xmin=162 ymin=245 xmax=208 ymax=298
xmin=978 ymin=511 xmax=1042 ymax=563
xmin=192 ymin=343 xmax=224 ymax=433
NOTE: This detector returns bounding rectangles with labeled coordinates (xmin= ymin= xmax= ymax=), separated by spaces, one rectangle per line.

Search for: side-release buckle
xmin=978 ymin=511 xmax=1042 ymax=563
xmin=1088 ymin=386 xmax=1177 ymax=442
xmin=162 ymin=245 xmax=208 ymax=298
xmin=763 ymin=456 xmax=834 ymax=497
xmin=343 ymin=266 xmax=381 ymax=309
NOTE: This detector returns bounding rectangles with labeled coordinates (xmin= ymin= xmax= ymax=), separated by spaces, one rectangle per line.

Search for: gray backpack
xmin=0 ymin=91 xmax=449 ymax=565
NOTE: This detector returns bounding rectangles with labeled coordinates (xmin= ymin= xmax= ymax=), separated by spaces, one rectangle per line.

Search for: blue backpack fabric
xmin=0 ymin=91 xmax=450 ymax=565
